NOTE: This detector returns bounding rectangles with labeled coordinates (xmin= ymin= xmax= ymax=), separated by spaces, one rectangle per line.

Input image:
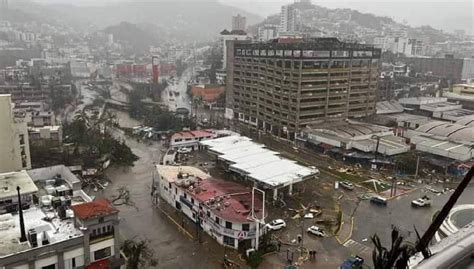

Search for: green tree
xmin=64 ymin=111 xmax=138 ymax=167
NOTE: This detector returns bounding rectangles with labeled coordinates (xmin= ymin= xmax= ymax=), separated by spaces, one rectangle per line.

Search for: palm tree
xmin=371 ymin=227 xmax=415 ymax=269
xmin=370 ymin=166 xmax=474 ymax=269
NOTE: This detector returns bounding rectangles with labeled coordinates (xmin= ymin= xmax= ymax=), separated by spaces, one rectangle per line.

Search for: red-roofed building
xmin=170 ymin=129 xmax=215 ymax=150
xmin=155 ymin=165 xmax=266 ymax=250
xmin=71 ymin=199 xmax=124 ymax=269
xmin=191 ymin=85 xmax=225 ymax=107
xmin=72 ymin=198 xmax=119 ymax=221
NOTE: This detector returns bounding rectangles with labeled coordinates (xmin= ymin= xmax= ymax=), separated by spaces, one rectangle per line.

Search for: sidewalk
xmin=335 ymin=212 xmax=353 ymax=244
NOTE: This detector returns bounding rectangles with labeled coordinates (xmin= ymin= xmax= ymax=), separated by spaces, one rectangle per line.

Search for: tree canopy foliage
xmin=64 ymin=111 xmax=138 ymax=167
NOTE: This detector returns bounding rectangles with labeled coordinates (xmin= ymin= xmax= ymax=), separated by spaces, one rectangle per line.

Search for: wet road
xmin=99 ymin=131 xmax=221 ymax=268
xmin=342 ymin=184 xmax=474 ymax=261
xmin=161 ymin=67 xmax=193 ymax=112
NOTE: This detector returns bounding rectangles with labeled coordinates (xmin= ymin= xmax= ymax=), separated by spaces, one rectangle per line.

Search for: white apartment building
xmin=373 ymin=36 xmax=425 ymax=57
xmin=0 ymin=94 xmax=31 ymax=173
xmin=155 ymin=165 xmax=265 ymax=250
xmin=258 ymin=24 xmax=279 ymax=41
xmin=220 ymin=30 xmax=249 ymax=69
xmin=279 ymin=4 xmax=298 ymax=34
xmin=169 ymin=130 xmax=215 ymax=150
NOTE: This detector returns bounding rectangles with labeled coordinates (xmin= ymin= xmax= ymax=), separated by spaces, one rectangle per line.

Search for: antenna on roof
xmin=17 ymin=186 xmax=27 ymax=242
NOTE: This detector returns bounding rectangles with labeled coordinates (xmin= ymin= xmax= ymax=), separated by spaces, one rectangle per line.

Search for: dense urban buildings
xmin=219 ymin=29 xmax=249 ymax=69
xmin=0 ymin=166 xmax=124 ymax=269
xmin=225 ymin=38 xmax=381 ymax=139
xmin=0 ymin=94 xmax=31 ymax=173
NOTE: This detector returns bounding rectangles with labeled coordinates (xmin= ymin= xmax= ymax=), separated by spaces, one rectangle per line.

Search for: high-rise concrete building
xmin=232 ymin=14 xmax=246 ymax=31
xmin=0 ymin=94 xmax=31 ymax=173
xmin=225 ymin=38 xmax=381 ymax=139
xmin=220 ymin=29 xmax=249 ymax=69
xmin=279 ymin=4 xmax=298 ymax=33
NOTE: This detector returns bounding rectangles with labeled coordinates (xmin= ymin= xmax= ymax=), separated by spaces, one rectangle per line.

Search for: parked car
xmin=177 ymin=147 xmax=192 ymax=154
xmin=340 ymin=181 xmax=354 ymax=190
xmin=412 ymin=196 xmax=432 ymax=207
xmin=340 ymin=256 xmax=364 ymax=269
xmin=370 ymin=196 xmax=387 ymax=206
xmin=304 ymin=213 xmax=314 ymax=219
xmin=266 ymin=219 xmax=286 ymax=231
xmin=307 ymin=225 xmax=326 ymax=237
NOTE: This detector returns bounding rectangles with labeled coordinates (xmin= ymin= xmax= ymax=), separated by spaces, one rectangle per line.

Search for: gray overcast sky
xmin=33 ymin=0 xmax=474 ymax=34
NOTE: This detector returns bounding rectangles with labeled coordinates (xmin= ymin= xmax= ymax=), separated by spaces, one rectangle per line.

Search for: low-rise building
xmin=432 ymin=108 xmax=474 ymax=122
xmin=444 ymin=84 xmax=474 ymax=110
xmin=170 ymin=130 xmax=215 ymax=150
xmin=200 ymin=135 xmax=319 ymax=200
xmin=376 ymin=100 xmax=404 ymax=115
xmin=383 ymin=113 xmax=431 ymax=130
xmin=28 ymin=125 xmax=63 ymax=145
xmin=191 ymin=85 xmax=225 ymax=108
xmin=155 ymin=165 xmax=265 ymax=250
xmin=0 ymin=170 xmax=38 ymax=213
xmin=407 ymin=119 xmax=474 ymax=161
xmin=301 ymin=120 xmax=410 ymax=156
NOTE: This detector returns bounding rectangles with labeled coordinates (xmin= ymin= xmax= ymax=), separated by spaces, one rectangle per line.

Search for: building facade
xmin=258 ymin=25 xmax=279 ymax=41
xmin=231 ymin=14 xmax=246 ymax=32
xmin=225 ymin=38 xmax=381 ymax=139
xmin=0 ymin=94 xmax=31 ymax=173
xmin=279 ymin=4 xmax=298 ymax=34
xmin=169 ymin=130 xmax=215 ymax=150
xmin=155 ymin=165 xmax=264 ymax=250
xmin=0 ymin=199 xmax=124 ymax=269
xmin=220 ymin=30 xmax=249 ymax=69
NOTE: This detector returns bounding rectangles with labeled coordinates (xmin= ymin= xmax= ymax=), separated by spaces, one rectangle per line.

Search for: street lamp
xmin=250 ymin=187 xmax=265 ymax=250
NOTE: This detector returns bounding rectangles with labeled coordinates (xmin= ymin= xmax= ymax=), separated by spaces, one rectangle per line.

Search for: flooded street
xmin=95 ymin=109 xmax=221 ymax=268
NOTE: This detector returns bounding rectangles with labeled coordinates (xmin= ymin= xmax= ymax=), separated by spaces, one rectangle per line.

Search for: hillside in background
xmin=250 ymin=3 xmax=456 ymax=44
xmin=10 ymin=0 xmax=261 ymax=42
xmin=103 ymin=22 xmax=159 ymax=52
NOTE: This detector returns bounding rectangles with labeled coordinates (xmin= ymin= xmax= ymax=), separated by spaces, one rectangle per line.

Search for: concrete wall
xmin=0 ymin=95 xmax=31 ymax=173
xmin=157 ymin=174 xmax=259 ymax=250
xmin=461 ymin=58 xmax=474 ymax=80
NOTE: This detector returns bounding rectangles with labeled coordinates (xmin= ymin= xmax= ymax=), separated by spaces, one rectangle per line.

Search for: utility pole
xmin=415 ymin=155 xmax=420 ymax=179
xmin=372 ymin=135 xmax=381 ymax=170
xmin=251 ymin=187 xmax=265 ymax=250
